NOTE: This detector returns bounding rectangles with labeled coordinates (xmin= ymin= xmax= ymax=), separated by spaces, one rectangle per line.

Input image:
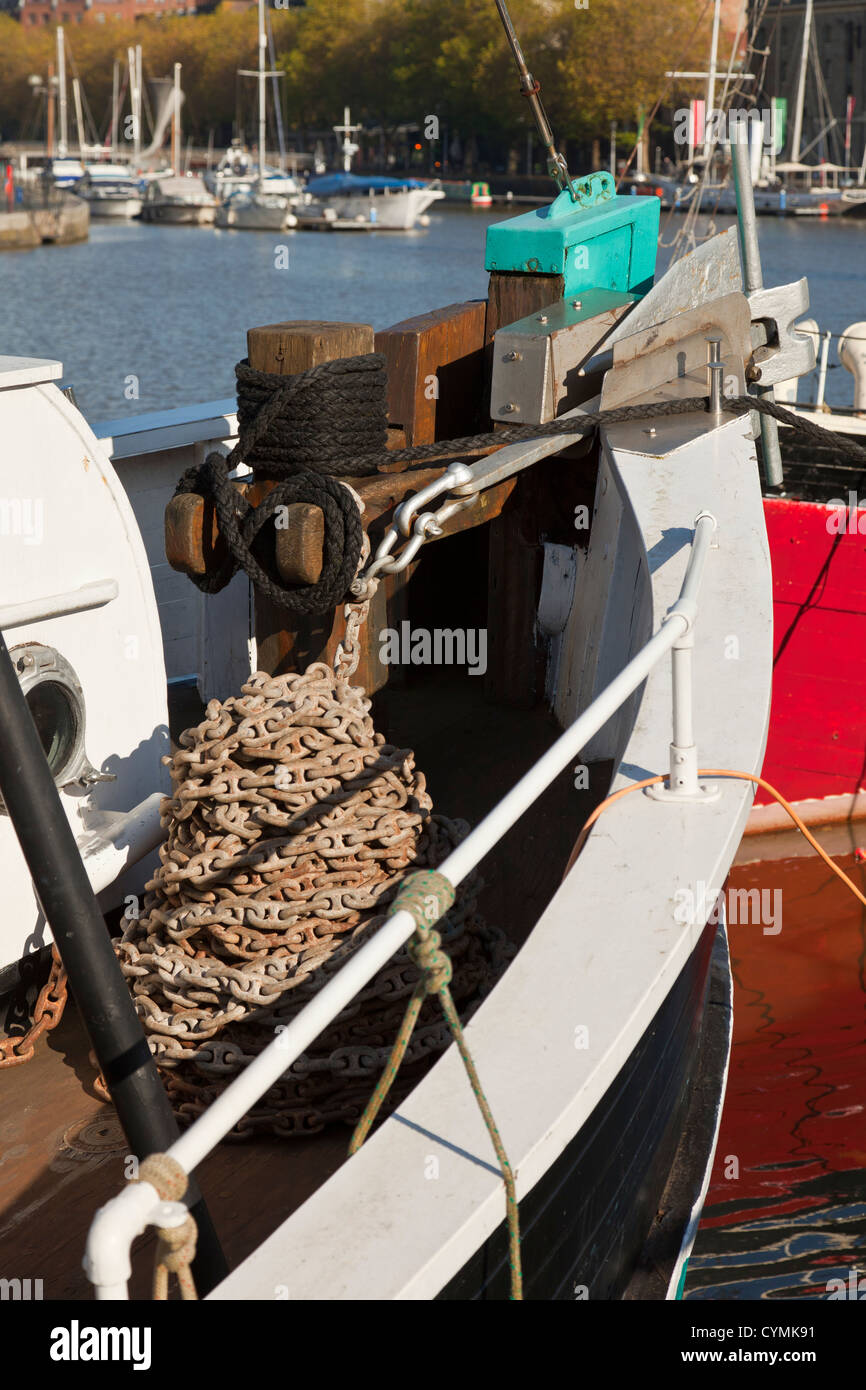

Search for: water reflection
xmin=685 ymin=844 xmax=866 ymax=1299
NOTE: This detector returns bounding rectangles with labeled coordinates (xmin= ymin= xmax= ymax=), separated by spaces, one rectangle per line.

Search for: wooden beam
xmin=484 ymin=269 xmax=566 ymax=709
xmin=247 ymin=321 xmax=375 ymax=375
xmin=164 ymin=483 xmax=248 ymax=578
xmin=485 ymin=271 xmax=565 ymax=341
xmin=165 ymin=462 xmax=512 ymax=584
xmin=245 ymin=322 xmax=379 ymax=681
xmin=375 ymin=301 xmax=487 ymax=445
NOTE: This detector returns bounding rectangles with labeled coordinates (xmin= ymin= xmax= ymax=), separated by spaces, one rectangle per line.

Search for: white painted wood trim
xmin=0 ymin=357 xmax=63 ymax=390
xmin=92 ymin=398 xmax=238 ymax=461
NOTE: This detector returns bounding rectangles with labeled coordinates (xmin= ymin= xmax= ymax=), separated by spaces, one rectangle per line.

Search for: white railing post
xmin=647 ymin=512 xmax=720 ymax=804
xmin=815 ymin=330 xmax=831 ymax=410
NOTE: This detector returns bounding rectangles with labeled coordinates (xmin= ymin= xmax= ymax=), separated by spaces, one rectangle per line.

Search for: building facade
xmin=17 ymin=0 xmax=195 ymax=26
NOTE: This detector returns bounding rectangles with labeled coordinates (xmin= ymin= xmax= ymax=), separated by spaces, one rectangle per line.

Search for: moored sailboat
xmin=214 ymin=0 xmax=297 ymax=232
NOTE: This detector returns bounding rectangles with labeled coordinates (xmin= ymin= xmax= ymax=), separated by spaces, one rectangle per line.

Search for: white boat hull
xmin=311 ymin=186 xmax=445 ymax=230
xmin=141 ymin=203 xmax=216 ymax=226
xmin=0 ymin=357 xmax=170 ymax=974
xmin=215 ymin=198 xmax=296 ymax=231
xmin=85 ymin=198 xmax=143 ymax=220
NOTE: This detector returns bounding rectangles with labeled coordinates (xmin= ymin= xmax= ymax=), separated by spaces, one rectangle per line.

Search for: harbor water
xmin=2 ymin=206 xmax=865 ymax=423
xmin=685 ymin=834 xmax=866 ymax=1300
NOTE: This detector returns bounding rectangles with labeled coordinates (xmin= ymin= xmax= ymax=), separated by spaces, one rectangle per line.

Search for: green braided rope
xmin=349 ymin=869 xmax=523 ymax=1300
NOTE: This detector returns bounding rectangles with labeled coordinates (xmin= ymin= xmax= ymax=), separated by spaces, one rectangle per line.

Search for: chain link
xmin=0 ymin=946 xmax=68 ymax=1069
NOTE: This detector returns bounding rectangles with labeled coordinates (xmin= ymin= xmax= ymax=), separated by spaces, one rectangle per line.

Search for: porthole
xmin=8 ymin=643 xmax=110 ymax=793
xmin=25 ymin=679 xmax=81 ymax=783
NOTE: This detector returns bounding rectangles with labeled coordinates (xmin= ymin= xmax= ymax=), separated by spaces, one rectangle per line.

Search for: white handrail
xmin=83 ymin=510 xmax=718 ymax=1299
xmin=0 ymin=579 xmax=118 ymax=631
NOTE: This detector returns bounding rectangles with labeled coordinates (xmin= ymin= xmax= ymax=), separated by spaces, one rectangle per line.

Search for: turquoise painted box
xmin=485 ymin=186 xmax=660 ymax=301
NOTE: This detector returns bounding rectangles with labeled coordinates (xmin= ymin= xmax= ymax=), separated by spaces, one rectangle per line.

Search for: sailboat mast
xmin=258 ymin=0 xmax=267 ymax=188
xmin=343 ymin=106 xmax=351 ymax=171
xmin=128 ymin=47 xmax=141 ymax=166
xmin=172 ymin=62 xmax=181 ymax=174
xmin=790 ymin=0 xmax=813 ymax=162
xmin=72 ymin=77 xmax=86 ymax=159
xmin=111 ymin=61 xmax=119 ymax=160
xmin=56 ymin=27 xmax=68 ymax=160
xmin=266 ymin=5 xmax=286 ymax=173
xmin=135 ymin=46 xmax=143 ymax=164
xmin=702 ymin=0 xmax=721 ymax=164
xmin=46 ymin=61 xmax=55 ymax=159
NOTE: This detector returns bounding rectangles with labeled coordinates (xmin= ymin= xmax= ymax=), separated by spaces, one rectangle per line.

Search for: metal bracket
xmin=599 ymin=291 xmax=751 ymax=417
xmin=747 ymin=278 xmax=816 ymax=387
xmin=570 ymin=170 xmax=616 ymax=210
xmin=490 ymin=291 xmax=634 ymax=423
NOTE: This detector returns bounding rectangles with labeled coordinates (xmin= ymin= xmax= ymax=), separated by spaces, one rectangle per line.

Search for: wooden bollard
xmin=165 ymin=322 xmax=373 ymax=587
xmin=246 ymin=321 xmax=378 ymax=679
xmin=247 ymin=321 xmax=376 ymax=597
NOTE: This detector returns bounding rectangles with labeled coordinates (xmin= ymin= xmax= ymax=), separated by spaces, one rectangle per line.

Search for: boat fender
xmin=839 ymin=322 xmax=866 ymax=412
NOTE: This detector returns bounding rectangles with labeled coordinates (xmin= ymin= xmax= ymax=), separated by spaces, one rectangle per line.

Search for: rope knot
xmin=136 ymin=1152 xmax=188 ymax=1202
xmin=133 ymin=1153 xmax=198 ymax=1301
xmin=407 ymin=926 xmax=452 ymax=994
xmin=387 ymin=868 xmax=456 ymax=930
xmin=156 ymin=1215 xmax=198 ymax=1275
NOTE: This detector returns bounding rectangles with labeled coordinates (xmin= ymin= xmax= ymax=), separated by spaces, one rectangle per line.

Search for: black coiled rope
xmin=177 ymin=352 xmax=866 ymax=617
xmin=175 ymin=356 xmax=388 ymax=616
xmin=235 ymin=354 xmax=390 ymax=477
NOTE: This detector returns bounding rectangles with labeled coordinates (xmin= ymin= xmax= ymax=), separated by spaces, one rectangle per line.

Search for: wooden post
xmin=485 ymin=271 xmax=565 ymax=345
xmin=483 ymin=272 xmax=566 ymax=709
xmin=247 ymin=320 xmax=375 ymax=377
xmin=375 ymin=301 xmax=487 ymax=445
xmin=246 ymin=321 xmax=376 ymax=679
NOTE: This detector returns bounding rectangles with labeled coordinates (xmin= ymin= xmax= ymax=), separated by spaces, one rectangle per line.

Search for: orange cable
xmin=569 ymin=769 xmax=866 ymax=911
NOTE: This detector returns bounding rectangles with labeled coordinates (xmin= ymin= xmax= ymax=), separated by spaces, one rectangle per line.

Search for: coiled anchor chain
xmin=117 ymin=563 xmax=511 ymax=1137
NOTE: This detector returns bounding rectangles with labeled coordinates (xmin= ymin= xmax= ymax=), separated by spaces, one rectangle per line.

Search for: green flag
xmin=771 ymin=98 xmax=787 ymax=154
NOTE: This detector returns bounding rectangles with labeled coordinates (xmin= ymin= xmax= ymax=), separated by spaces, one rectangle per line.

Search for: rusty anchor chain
xmin=117 ymin=562 xmax=511 ymax=1136
xmin=0 ymin=945 xmax=68 ymax=1068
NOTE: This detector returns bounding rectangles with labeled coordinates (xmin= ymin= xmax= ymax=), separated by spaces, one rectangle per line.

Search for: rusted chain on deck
xmin=117 ymin=579 xmax=511 ymax=1138
xmin=0 ymin=946 xmax=67 ymax=1068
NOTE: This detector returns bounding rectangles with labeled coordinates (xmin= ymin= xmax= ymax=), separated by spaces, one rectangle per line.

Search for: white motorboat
xmin=296 ymin=106 xmax=445 ymax=231
xmin=140 ymin=175 xmax=217 ymax=226
xmin=297 ymin=172 xmax=445 ymax=230
xmin=74 ymin=165 xmax=143 ymax=220
xmin=215 ymin=187 xmax=297 ymax=231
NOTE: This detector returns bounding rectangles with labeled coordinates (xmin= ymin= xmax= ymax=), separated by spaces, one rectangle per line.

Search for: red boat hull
xmin=759 ymin=496 xmax=866 ymax=807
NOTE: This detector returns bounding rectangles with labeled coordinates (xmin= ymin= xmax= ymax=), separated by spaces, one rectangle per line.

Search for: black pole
xmin=0 ymin=631 xmax=227 ymax=1294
